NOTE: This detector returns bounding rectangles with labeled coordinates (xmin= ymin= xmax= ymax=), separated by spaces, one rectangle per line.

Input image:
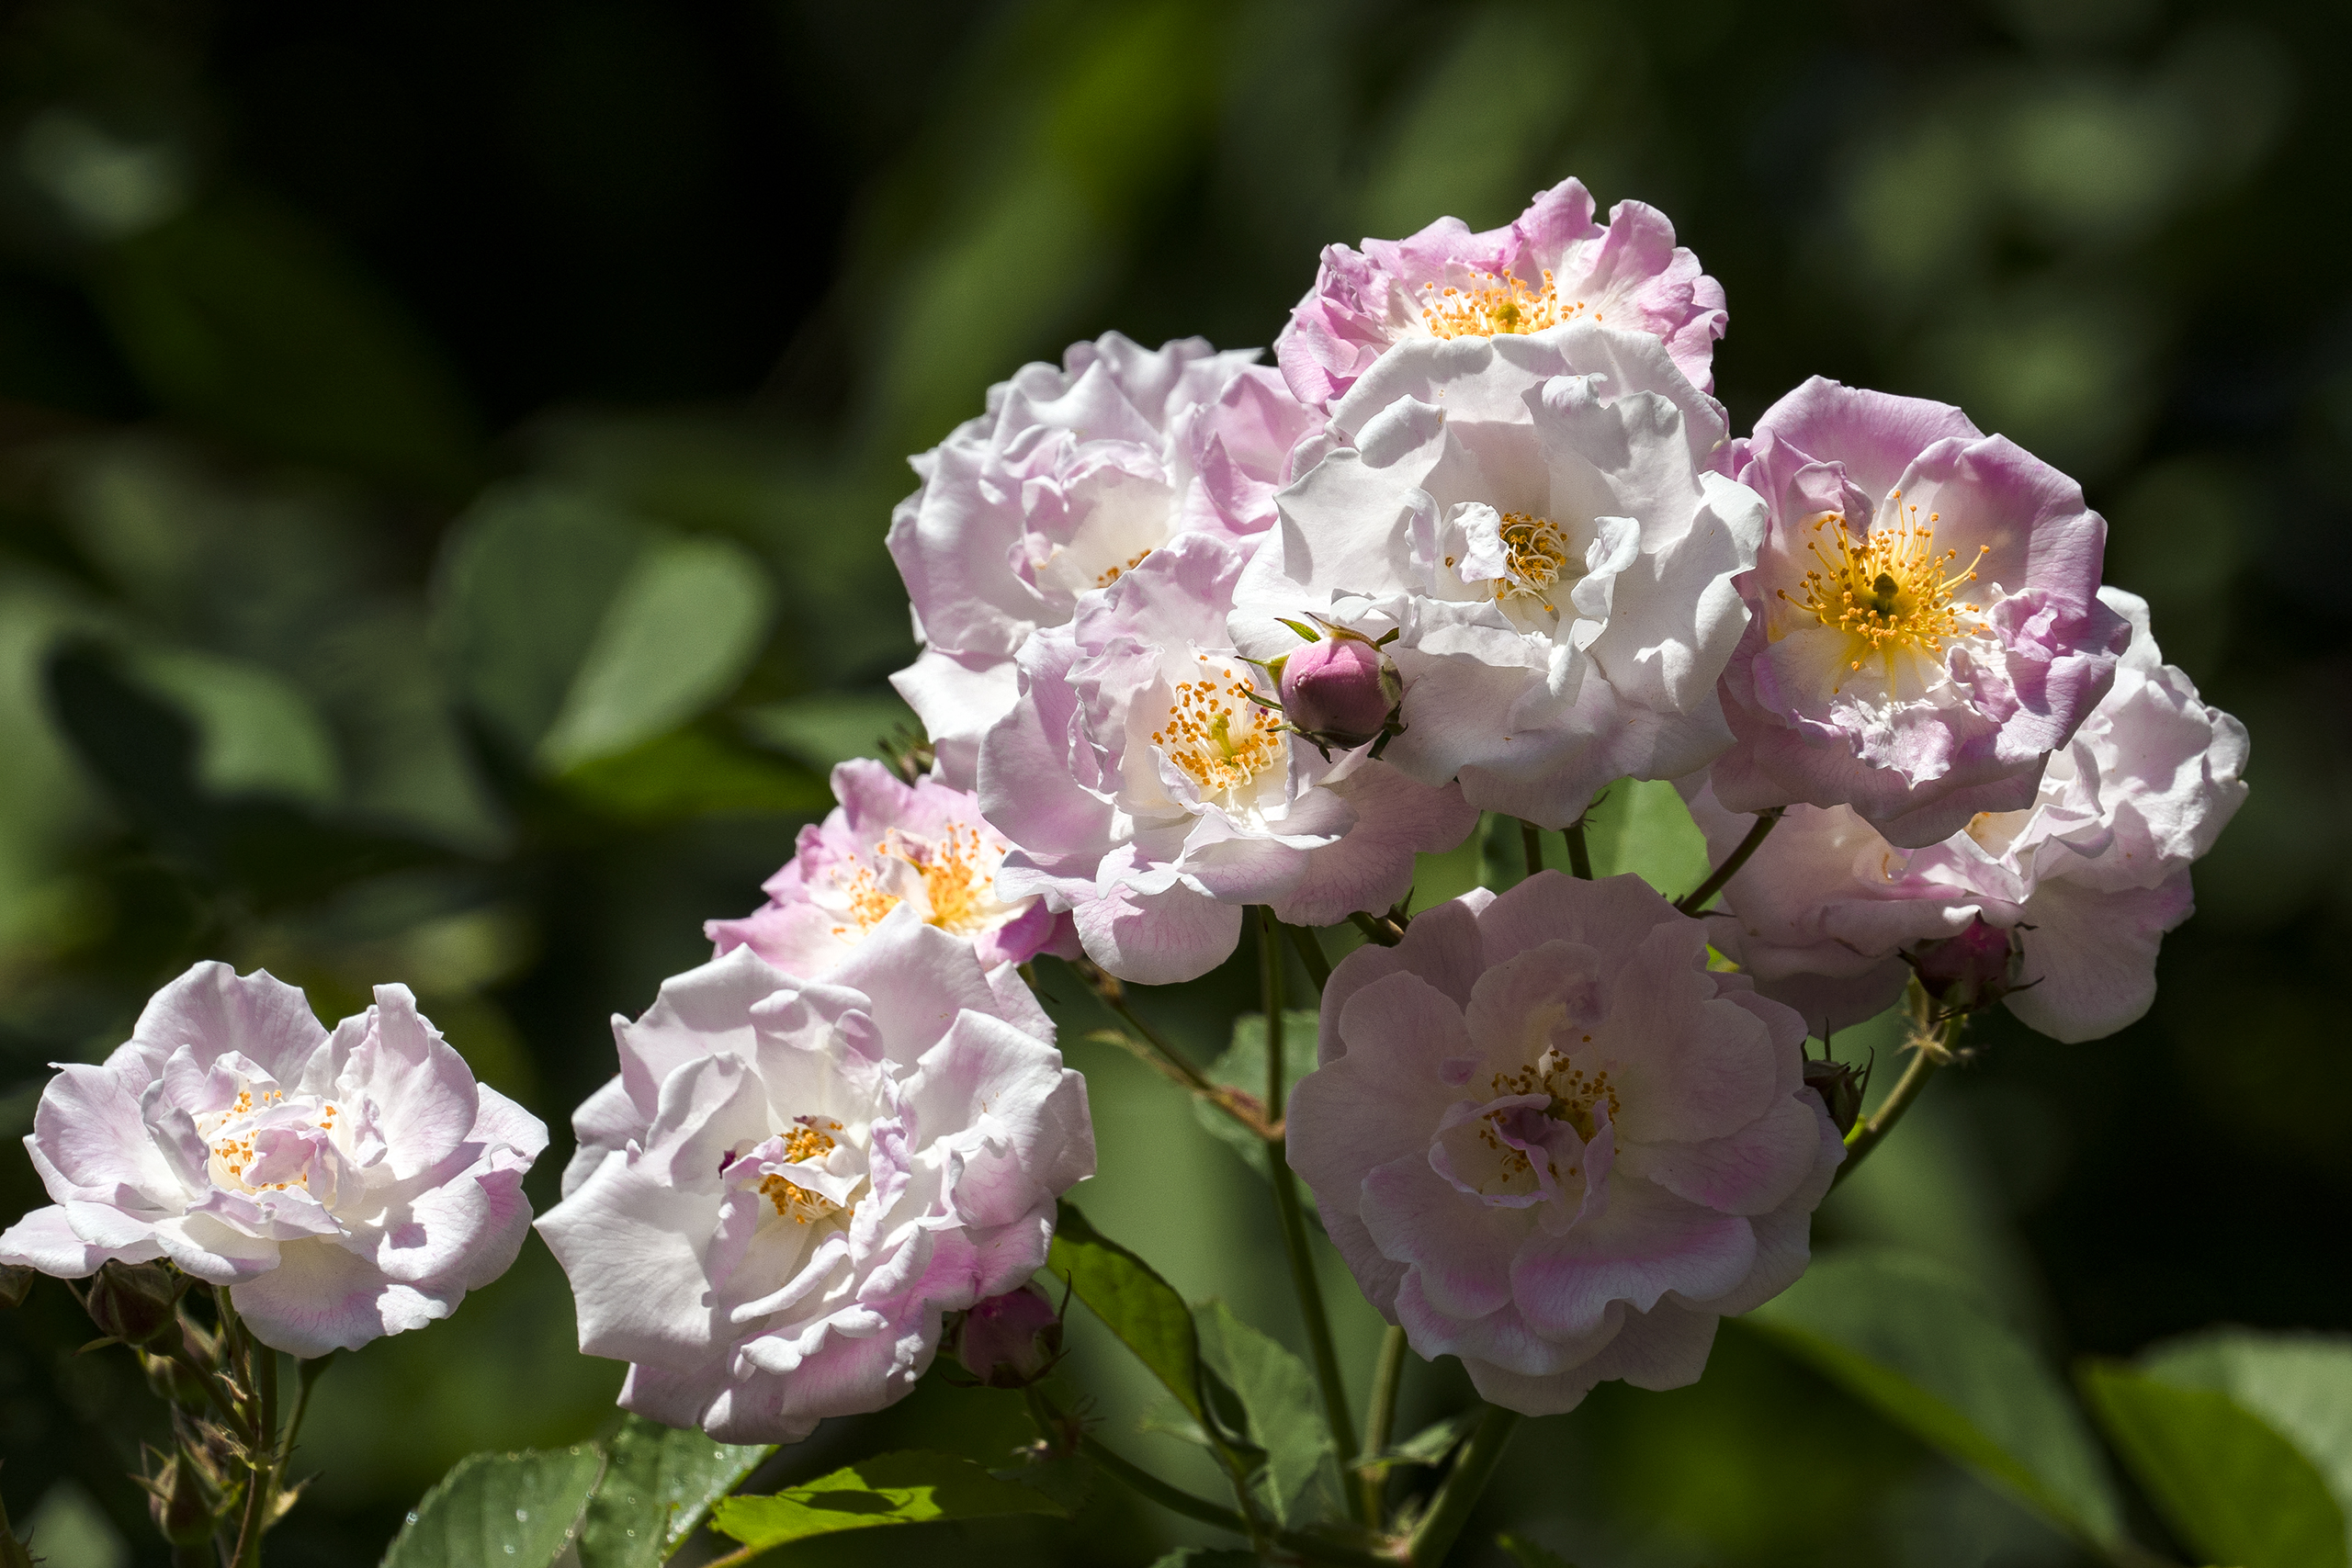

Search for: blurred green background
xmin=0 ymin=0 xmax=2340 ymax=1563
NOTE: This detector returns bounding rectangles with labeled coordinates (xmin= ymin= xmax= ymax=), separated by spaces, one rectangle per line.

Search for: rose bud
xmin=946 ymin=1283 xmax=1064 ymax=1390
xmin=1908 ymin=917 xmax=2025 ymax=1013
xmin=85 ymin=1259 xmax=179 ymax=1348
xmin=1802 ymin=1055 xmax=1868 ymax=1137
xmin=146 ymin=1454 xmax=217 ymax=1548
xmin=1278 ymin=632 xmax=1400 ymax=749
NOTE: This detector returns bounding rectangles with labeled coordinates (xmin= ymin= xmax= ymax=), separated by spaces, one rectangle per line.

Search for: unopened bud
xmin=1802 ymin=1055 xmax=1867 ymax=1137
xmin=1277 ymin=632 xmax=1400 ymax=749
xmin=1908 ymin=918 xmax=2024 ymax=1013
xmin=945 ymin=1284 xmax=1063 ymax=1389
xmin=141 ymin=1347 xmax=210 ymax=1409
xmin=86 ymin=1259 xmax=179 ymax=1348
xmin=147 ymin=1455 xmax=216 ymax=1548
xmin=0 ymin=1264 xmax=34 ymax=1309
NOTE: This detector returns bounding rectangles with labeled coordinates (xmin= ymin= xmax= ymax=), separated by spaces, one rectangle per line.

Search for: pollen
xmin=1149 ymin=660 xmax=1286 ymax=796
xmin=1777 ymin=498 xmax=1988 ymax=682
xmin=831 ymin=821 xmax=1008 ymax=942
xmin=1488 ymin=512 xmax=1570 ymax=615
xmin=1421 ymin=268 xmax=1589 ymax=339
xmin=778 ymin=1118 xmax=841 ymax=1165
xmin=1479 ymin=1044 xmax=1618 ymax=1182
xmin=1093 ymin=548 xmax=1152 ymax=587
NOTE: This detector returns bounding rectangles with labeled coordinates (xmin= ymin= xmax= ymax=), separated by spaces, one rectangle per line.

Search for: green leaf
xmin=1194 ymin=1300 xmax=1344 ymax=1526
xmin=1046 ymin=1200 xmax=1206 ymax=1420
xmin=1747 ymin=1249 xmax=2123 ymax=1549
xmin=1191 ymin=1010 xmax=1319 ymax=1180
xmin=707 ymin=1451 xmax=1066 ymax=1552
xmin=578 ymin=1416 xmax=773 ymax=1568
xmin=380 ymin=1444 xmax=605 ymax=1568
xmin=2079 ymin=1359 xmax=2346 ymax=1568
xmin=538 ymin=534 xmax=774 ymax=771
xmin=1584 ymin=777 xmax=1712 ymax=896
xmin=559 ymin=728 xmax=831 ymax=821
xmin=121 ymin=646 xmax=342 ymax=806
xmin=1497 ymin=1532 xmax=1580 ymax=1568
xmin=2138 ymin=1328 xmax=2352 ymax=1529
xmin=1376 ymin=1410 xmax=1481 ymax=1470
xmin=431 ymin=483 xmax=653 ymax=756
xmin=738 ymin=690 xmax=920 ymax=773
xmin=93 ymin=196 xmax=481 ymax=494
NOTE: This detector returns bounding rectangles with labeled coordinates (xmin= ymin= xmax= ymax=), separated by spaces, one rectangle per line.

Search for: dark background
xmin=0 ymin=0 xmax=2340 ymax=1563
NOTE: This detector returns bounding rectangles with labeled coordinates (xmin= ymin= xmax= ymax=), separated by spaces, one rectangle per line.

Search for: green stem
xmin=1287 ymin=922 xmax=1333 ymax=992
xmin=279 ymin=1354 xmax=333 ymax=1470
xmin=1349 ymin=910 xmax=1403 ymax=947
xmin=1356 ymin=1325 xmax=1409 ymax=1523
xmin=1080 ymin=1432 xmax=1396 ymax=1568
xmin=1563 ymin=820 xmax=1593 ymax=880
xmin=227 ymin=1310 xmax=278 ymax=1568
xmin=1833 ymin=1015 xmax=1961 ymax=1188
xmin=1677 ymin=807 xmax=1781 ymax=914
xmin=1261 ymin=913 xmax=1362 ymax=1521
xmin=1519 ymin=819 xmax=1544 ymax=879
xmin=1405 ymin=1404 xmax=1519 ymax=1566
xmin=1081 ymin=970 xmax=1215 ymax=1093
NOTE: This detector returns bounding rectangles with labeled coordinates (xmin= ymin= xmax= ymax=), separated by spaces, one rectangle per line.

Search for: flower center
xmin=830 ymin=824 xmax=1010 ymax=941
xmin=1776 ymin=496 xmax=1988 ymax=678
xmin=1150 ymin=660 xmax=1286 ymax=796
xmin=757 ymin=1117 xmax=844 ymax=1224
xmin=1479 ymin=1045 xmax=1618 ymax=1180
xmin=1093 ymin=548 xmax=1151 ymax=587
xmin=1420 ymin=269 xmax=1594 ymax=339
xmin=1491 ymin=513 xmax=1571 ymax=615
xmin=201 ymin=1084 xmax=339 ymax=1194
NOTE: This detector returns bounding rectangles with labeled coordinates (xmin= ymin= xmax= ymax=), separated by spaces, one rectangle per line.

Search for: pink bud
xmin=1278 ymin=635 xmax=1399 ymax=746
xmin=946 ymin=1283 xmax=1063 ymax=1389
xmin=1908 ymin=917 xmax=2023 ymax=1011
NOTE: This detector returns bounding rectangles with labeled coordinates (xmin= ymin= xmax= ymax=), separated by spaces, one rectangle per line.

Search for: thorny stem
xmin=1073 ymin=962 xmax=1215 ymax=1094
xmin=1356 ymin=1325 xmax=1409 ymax=1523
xmin=1833 ymin=1012 xmax=1963 ymax=1188
xmin=227 ymin=1308 xmax=277 ymax=1568
xmin=1519 ymin=819 xmax=1544 ymax=879
xmin=1349 ymin=910 xmax=1405 ymax=946
xmin=1261 ymin=912 xmax=1363 ymax=1522
xmin=1563 ymin=820 xmax=1593 ymax=880
xmin=1405 ymin=1404 xmax=1519 ymax=1565
xmin=1677 ymin=807 xmax=1782 ymax=914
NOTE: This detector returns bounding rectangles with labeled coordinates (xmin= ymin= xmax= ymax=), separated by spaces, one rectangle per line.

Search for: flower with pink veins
xmin=979 ymin=529 xmax=1479 ymax=985
xmin=707 ymin=759 xmax=1076 ymax=979
xmin=1686 ymin=589 xmax=2248 ymax=1041
xmin=0 ymin=964 xmax=546 ymax=1356
xmin=888 ymin=333 xmax=1317 ymax=787
xmin=1275 ymin=175 xmax=1727 ymax=413
xmin=538 ymin=913 xmax=1092 ymax=1442
xmin=1710 ymin=378 xmax=2132 ymax=848
xmin=1285 ymin=872 xmax=1844 ymax=1416
xmin=1234 ymin=324 xmax=1764 ymax=828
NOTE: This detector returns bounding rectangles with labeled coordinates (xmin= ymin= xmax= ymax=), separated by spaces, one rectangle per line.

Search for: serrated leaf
xmin=1191 ymin=1010 xmax=1319 ymax=1181
xmin=1747 ymin=1249 xmax=2124 ymax=1550
xmin=2079 ymin=1359 xmax=2345 ymax=1568
xmin=538 ymin=534 xmax=774 ymax=771
xmin=380 ymin=1444 xmax=604 ymax=1568
xmin=579 ymin=1416 xmax=772 ymax=1568
xmin=1046 ymin=1200 xmax=1204 ymax=1420
xmin=1194 ymin=1300 xmax=1344 ymax=1527
xmin=708 ymin=1450 xmax=1066 ymax=1551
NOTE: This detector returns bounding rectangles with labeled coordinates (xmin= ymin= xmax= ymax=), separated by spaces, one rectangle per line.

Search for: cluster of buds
xmin=1256 ymin=618 xmax=1407 ymax=760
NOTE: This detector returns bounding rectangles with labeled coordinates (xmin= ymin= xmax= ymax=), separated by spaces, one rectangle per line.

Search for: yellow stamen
xmin=1776 ymin=497 xmax=1988 ymax=682
xmin=1421 ymin=268 xmax=1591 ymax=339
xmin=1151 ymin=661 xmax=1286 ymax=795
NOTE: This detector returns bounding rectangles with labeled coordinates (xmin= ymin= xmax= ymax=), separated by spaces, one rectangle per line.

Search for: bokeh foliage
xmin=0 ymin=0 xmax=2342 ymax=1562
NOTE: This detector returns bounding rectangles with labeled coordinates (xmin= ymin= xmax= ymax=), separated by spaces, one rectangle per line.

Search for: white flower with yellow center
xmin=1235 ymin=322 xmax=1766 ymax=829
